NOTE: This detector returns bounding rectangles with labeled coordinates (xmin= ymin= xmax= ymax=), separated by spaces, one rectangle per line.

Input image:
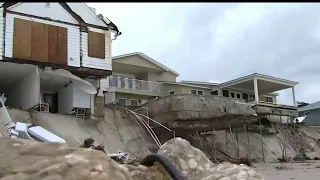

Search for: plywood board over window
xmin=88 ymin=31 xmax=105 ymax=59
xmin=13 ymin=18 xmax=32 ymax=60
xmin=32 ymin=21 xmax=49 ymax=62
xmin=12 ymin=18 xmax=68 ymax=65
xmin=48 ymin=25 xmax=67 ymax=65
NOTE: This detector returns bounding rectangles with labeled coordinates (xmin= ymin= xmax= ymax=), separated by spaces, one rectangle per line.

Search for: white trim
xmin=112 ymin=52 xmax=180 ymax=76
xmin=118 ymin=98 xmax=126 ymax=105
xmin=162 ymin=82 xmax=211 ymax=89
xmin=130 ymin=99 xmax=138 ymax=106
xmin=181 ymin=80 xmax=219 ymax=86
xmin=169 ymin=90 xmax=175 ymax=95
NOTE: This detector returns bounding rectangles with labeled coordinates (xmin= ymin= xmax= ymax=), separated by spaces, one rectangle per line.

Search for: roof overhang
xmin=113 ymin=52 xmax=180 ymax=76
xmin=40 ymin=69 xmax=97 ymax=94
xmin=219 ymin=73 xmax=298 ymax=95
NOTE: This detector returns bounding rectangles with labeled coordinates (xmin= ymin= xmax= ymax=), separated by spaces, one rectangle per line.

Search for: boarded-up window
xmin=88 ymin=31 xmax=105 ymax=59
xmin=13 ymin=18 xmax=68 ymax=65
xmin=13 ymin=18 xmax=32 ymax=60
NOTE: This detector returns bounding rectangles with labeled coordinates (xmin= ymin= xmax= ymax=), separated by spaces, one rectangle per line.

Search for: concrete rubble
xmin=0 ymin=133 xmax=264 ymax=180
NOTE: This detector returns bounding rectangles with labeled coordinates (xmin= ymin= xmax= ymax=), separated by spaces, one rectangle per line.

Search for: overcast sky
xmin=88 ymin=3 xmax=320 ymax=105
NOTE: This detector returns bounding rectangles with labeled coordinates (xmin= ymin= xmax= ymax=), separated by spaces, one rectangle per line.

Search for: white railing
xmin=106 ymin=76 xmax=165 ymax=94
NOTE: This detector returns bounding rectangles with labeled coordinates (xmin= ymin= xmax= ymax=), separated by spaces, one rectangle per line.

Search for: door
xmin=43 ymin=93 xmax=58 ymax=113
xmin=242 ymin=93 xmax=249 ymax=103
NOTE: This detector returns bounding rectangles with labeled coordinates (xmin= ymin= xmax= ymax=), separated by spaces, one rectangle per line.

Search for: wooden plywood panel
xmin=31 ymin=21 xmax=48 ymax=62
xmin=48 ymin=25 xmax=59 ymax=63
xmin=88 ymin=31 xmax=105 ymax=59
xmin=13 ymin=18 xmax=32 ymax=60
xmin=57 ymin=27 xmax=68 ymax=65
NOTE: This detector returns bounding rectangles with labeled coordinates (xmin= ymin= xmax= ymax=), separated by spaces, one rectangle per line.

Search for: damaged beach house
xmin=0 ymin=2 xmax=305 ymax=164
xmin=0 ymin=2 xmax=121 ymax=117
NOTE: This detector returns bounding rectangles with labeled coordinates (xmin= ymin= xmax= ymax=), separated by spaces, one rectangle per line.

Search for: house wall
xmin=80 ymin=27 xmax=112 ymax=71
xmin=67 ymin=3 xmax=106 ymax=27
xmin=6 ymin=67 xmax=40 ymax=109
xmin=222 ymin=87 xmax=278 ymax=103
xmin=7 ymin=3 xmax=78 ymax=24
xmin=105 ymin=92 xmax=116 ymax=104
xmin=58 ymin=83 xmax=73 ymax=114
xmin=147 ymin=71 xmax=176 ymax=82
xmin=299 ymin=109 xmax=320 ymax=125
xmin=115 ymin=92 xmax=151 ymax=106
xmin=4 ymin=13 xmax=81 ymax=67
xmin=163 ymin=84 xmax=211 ymax=95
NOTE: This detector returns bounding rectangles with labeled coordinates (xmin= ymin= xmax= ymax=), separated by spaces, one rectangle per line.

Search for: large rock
xmin=157 ymin=137 xmax=265 ymax=180
xmin=0 ymin=137 xmax=133 ymax=180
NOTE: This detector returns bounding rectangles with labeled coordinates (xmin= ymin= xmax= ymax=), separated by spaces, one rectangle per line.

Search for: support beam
xmin=292 ymin=87 xmax=296 ymax=107
xmin=253 ymin=78 xmax=259 ymax=103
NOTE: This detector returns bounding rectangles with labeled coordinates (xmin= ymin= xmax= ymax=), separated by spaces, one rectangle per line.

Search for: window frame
xmin=87 ymin=31 xmax=106 ymax=59
xmin=191 ymin=89 xmax=197 ymax=95
xmin=197 ymin=90 xmax=203 ymax=95
xmin=130 ymin=99 xmax=138 ymax=106
xmin=211 ymin=90 xmax=218 ymax=95
xmin=304 ymin=111 xmax=310 ymax=116
xmin=118 ymin=98 xmax=126 ymax=106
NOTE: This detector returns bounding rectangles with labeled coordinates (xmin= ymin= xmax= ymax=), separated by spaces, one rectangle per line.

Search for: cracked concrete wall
xmin=144 ymin=94 xmax=257 ymax=131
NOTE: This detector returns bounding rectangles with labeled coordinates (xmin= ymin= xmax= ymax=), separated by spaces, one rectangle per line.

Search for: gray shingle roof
xmin=298 ymin=101 xmax=320 ymax=112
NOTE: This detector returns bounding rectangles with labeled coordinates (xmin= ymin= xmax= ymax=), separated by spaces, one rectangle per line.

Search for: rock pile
xmin=0 ymin=136 xmax=264 ymax=180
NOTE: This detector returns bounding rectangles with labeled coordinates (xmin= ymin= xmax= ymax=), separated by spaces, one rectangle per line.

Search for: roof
xmin=219 ymin=73 xmax=299 ymax=87
xmin=298 ymin=101 xmax=320 ymax=112
xmin=162 ymin=81 xmax=212 ymax=89
xmin=1 ymin=3 xmax=121 ymax=35
xmin=112 ymin=52 xmax=180 ymax=76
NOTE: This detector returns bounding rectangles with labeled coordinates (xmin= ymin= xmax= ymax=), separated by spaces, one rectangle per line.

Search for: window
xmin=118 ymin=98 xmax=126 ymax=106
xmin=304 ymin=112 xmax=310 ymax=116
xmin=231 ymin=92 xmax=235 ymax=98
xmin=242 ymin=93 xmax=249 ymax=103
xmin=130 ymin=100 xmax=138 ymax=106
xmin=88 ymin=31 xmax=105 ymax=59
xmin=191 ymin=90 xmax=197 ymax=95
xmin=211 ymin=90 xmax=218 ymax=95
xmin=197 ymin=90 xmax=203 ymax=95
xmin=169 ymin=90 xmax=175 ymax=95
xmin=265 ymin=96 xmax=273 ymax=103
xmin=236 ymin=93 xmax=241 ymax=99
xmin=222 ymin=90 xmax=229 ymax=97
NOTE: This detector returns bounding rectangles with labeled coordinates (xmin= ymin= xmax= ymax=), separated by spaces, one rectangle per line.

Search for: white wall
xmin=7 ymin=3 xmax=78 ymax=24
xmin=104 ymin=92 xmax=115 ymax=104
xmin=6 ymin=67 xmax=40 ymax=109
xmin=67 ymin=3 xmax=106 ymax=27
xmin=58 ymin=83 xmax=73 ymax=114
xmin=72 ymin=85 xmax=91 ymax=109
xmin=81 ymin=27 xmax=112 ymax=71
xmin=5 ymin=13 xmax=81 ymax=67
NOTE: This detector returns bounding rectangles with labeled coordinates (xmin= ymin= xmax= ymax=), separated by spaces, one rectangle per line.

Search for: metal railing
xmin=106 ymin=76 xmax=165 ymax=93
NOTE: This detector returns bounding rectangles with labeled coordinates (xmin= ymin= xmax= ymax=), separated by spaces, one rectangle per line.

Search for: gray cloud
xmin=89 ymin=3 xmax=320 ymax=105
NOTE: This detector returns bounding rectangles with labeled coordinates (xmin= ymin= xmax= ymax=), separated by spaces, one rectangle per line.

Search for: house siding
xmin=4 ymin=13 xmax=81 ymax=67
xmin=299 ymin=109 xmax=320 ymax=125
xmin=7 ymin=3 xmax=78 ymax=24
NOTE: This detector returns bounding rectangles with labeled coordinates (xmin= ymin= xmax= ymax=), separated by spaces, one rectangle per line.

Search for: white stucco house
xmin=0 ymin=3 xmax=121 ymax=116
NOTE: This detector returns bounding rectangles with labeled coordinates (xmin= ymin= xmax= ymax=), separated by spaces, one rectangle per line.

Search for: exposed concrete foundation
xmin=143 ymin=94 xmax=258 ymax=132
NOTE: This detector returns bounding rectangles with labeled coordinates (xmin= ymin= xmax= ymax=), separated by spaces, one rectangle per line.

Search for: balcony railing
xmin=106 ymin=76 xmax=165 ymax=94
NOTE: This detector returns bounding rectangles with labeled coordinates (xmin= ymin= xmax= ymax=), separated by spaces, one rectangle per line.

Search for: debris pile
xmin=0 ymin=136 xmax=265 ymax=180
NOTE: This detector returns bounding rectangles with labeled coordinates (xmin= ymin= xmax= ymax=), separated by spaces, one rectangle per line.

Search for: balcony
xmin=104 ymin=76 xmax=165 ymax=96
